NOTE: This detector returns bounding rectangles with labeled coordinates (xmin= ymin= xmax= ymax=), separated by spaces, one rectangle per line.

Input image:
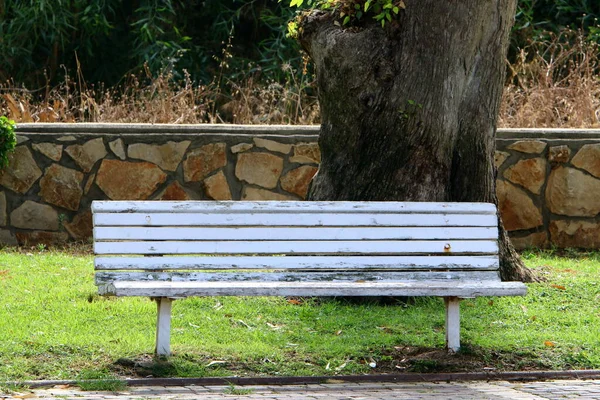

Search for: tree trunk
xmin=299 ymin=1 xmax=537 ymax=282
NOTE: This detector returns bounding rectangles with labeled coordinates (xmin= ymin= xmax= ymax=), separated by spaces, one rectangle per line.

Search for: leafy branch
xmin=0 ymin=117 xmax=17 ymax=169
xmin=282 ymin=0 xmax=406 ymax=34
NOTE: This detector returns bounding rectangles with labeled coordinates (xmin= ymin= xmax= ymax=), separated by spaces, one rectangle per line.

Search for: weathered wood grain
xmin=94 ymin=255 xmax=501 ymax=271
xmin=105 ymin=280 xmax=528 ymax=298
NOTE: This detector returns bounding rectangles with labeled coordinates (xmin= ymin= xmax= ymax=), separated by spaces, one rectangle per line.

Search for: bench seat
xmin=92 ymin=200 xmax=527 ymax=356
xmin=104 ymin=280 xmax=527 ymax=298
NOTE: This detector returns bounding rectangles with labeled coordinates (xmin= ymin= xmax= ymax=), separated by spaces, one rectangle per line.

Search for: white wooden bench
xmin=92 ymin=200 xmax=527 ymax=356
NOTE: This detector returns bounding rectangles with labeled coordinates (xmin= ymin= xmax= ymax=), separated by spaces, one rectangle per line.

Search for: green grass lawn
xmin=0 ymin=247 xmax=599 ymax=382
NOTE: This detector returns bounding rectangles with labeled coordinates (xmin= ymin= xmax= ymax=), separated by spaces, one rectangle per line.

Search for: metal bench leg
xmin=155 ymin=297 xmax=173 ymax=356
xmin=444 ymin=297 xmax=461 ymax=352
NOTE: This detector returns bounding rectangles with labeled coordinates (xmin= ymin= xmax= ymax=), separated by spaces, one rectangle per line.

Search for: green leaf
xmin=343 ymin=15 xmax=351 ymax=25
xmin=393 ymin=6 xmax=399 ymax=13
xmin=364 ymin=1 xmax=371 ymax=12
xmin=356 ymin=11 xmax=363 ymax=19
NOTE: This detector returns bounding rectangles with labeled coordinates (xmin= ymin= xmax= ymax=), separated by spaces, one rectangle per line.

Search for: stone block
xmin=16 ymin=231 xmax=69 ymax=246
xmin=549 ymin=220 xmax=600 ymax=248
xmin=503 ymin=157 xmax=547 ymax=194
xmin=235 ymin=152 xmax=283 ymax=189
xmin=65 ymin=138 xmax=107 ymax=172
xmin=11 ymin=201 xmax=59 ymax=231
xmin=571 ymin=144 xmax=600 ymax=178
xmin=253 ymin=138 xmax=292 ymax=154
xmin=548 ymin=145 xmax=571 ymax=164
xmin=64 ymin=211 xmax=93 ymax=240
xmin=84 ymin=173 xmax=96 ymax=194
xmin=39 ymin=164 xmax=84 ymax=211
xmin=0 ymin=192 xmax=5 ymax=226
xmin=204 ymin=171 xmax=232 ymax=200
xmin=509 ymin=232 xmax=548 ymax=250
xmin=494 ymin=151 xmax=510 ymax=169
xmin=231 ymin=143 xmax=254 ymax=154
xmin=545 ymin=166 xmax=600 ymax=217
xmin=183 ymin=143 xmax=227 ymax=182
xmin=290 ymin=143 xmax=321 ymax=164
xmin=128 ymin=141 xmax=191 ymax=171
xmin=507 ymin=140 xmax=547 ymax=154
xmin=109 ymin=138 xmax=127 ymax=160
xmin=497 ymin=180 xmax=542 ymax=231
xmin=32 ymin=143 xmax=63 ymax=161
xmin=156 ymin=181 xmax=193 ymax=200
xmin=96 ymin=160 xmax=167 ymax=200
xmin=242 ymin=187 xmax=294 ymax=200
xmin=281 ymin=166 xmax=318 ymax=198
xmin=0 ymin=228 xmax=17 ymax=246
xmin=0 ymin=146 xmax=42 ymax=194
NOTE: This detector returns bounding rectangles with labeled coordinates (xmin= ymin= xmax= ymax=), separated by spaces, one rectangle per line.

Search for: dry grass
xmin=500 ymin=30 xmax=600 ymax=128
xmin=1 ymin=31 xmax=599 ymax=128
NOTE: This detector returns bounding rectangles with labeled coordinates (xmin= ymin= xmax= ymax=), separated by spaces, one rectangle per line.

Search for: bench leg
xmin=444 ymin=297 xmax=461 ymax=352
xmin=155 ymin=297 xmax=173 ymax=356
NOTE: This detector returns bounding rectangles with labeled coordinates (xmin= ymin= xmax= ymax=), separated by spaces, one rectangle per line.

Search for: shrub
xmin=0 ymin=116 xmax=16 ymax=168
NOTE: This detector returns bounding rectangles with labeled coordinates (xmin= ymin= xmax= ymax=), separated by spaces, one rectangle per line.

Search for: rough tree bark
xmin=299 ymin=0 xmax=537 ymax=281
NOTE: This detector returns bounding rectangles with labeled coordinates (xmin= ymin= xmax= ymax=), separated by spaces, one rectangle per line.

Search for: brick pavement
xmin=3 ymin=379 xmax=600 ymax=399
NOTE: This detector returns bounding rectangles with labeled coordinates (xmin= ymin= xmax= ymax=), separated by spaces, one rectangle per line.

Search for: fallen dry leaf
xmin=544 ymin=340 xmax=556 ymax=347
xmin=287 ymin=299 xmax=303 ymax=305
xmin=52 ymin=385 xmax=71 ymax=389
xmin=551 ymin=284 xmax=566 ymax=290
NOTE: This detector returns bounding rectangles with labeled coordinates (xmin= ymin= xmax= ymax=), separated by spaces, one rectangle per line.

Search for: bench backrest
xmin=92 ymin=201 xmax=501 ymax=292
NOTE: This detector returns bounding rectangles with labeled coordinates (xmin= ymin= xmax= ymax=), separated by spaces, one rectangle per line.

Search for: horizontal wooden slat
xmin=92 ymin=200 xmax=498 ymax=215
xmin=93 ymin=213 xmax=498 ymax=227
xmin=102 ymin=280 xmax=528 ymax=297
xmin=94 ymin=226 xmax=498 ymax=241
xmin=95 ymin=255 xmax=500 ymax=271
xmin=94 ymin=240 xmax=499 ymax=255
xmin=96 ymin=271 xmax=501 ymax=286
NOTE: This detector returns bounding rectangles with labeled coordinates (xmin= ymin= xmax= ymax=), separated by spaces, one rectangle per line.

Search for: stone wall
xmin=0 ymin=123 xmax=599 ymax=249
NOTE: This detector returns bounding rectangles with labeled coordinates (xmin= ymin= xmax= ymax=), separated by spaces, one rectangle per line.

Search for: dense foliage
xmin=1 ymin=0 xmax=597 ymax=90
xmin=0 ymin=0 xmax=300 ymax=87
xmin=0 ymin=116 xmax=16 ymax=168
